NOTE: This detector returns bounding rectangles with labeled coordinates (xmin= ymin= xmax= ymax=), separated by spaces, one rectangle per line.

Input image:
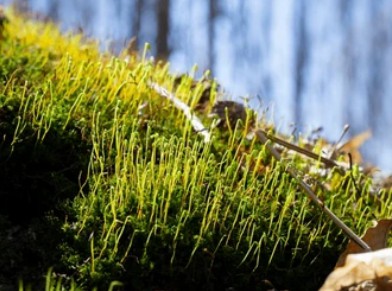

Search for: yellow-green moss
xmin=0 ymin=9 xmax=390 ymax=291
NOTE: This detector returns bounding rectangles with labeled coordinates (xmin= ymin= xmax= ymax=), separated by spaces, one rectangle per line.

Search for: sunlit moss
xmin=1 ymin=9 xmax=391 ymax=291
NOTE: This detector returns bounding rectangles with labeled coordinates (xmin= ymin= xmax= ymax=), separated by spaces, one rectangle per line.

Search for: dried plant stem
xmin=149 ymin=82 xmax=211 ymax=143
xmin=255 ymin=130 xmax=371 ymax=251
xmin=260 ymin=129 xmax=345 ymax=174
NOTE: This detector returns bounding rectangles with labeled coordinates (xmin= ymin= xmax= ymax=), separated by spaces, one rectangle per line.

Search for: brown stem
xmin=255 ymin=130 xmax=371 ymax=252
xmin=260 ymin=130 xmax=345 ymax=174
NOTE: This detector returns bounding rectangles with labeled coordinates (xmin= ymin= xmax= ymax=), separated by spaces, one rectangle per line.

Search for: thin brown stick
xmin=255 ymin=130 xmax=371 ymax=251
xmin=260 ymin=129 xmax=345 ymax=174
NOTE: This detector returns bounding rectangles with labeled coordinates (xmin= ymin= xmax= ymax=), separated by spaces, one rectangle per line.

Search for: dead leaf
xmin=335 ymin=130 xmax=372 ymax=164
xmin=335 ymin=219 xmax=392 ymax=268
xmin=320 ymin=248 xmax=392 ymax=291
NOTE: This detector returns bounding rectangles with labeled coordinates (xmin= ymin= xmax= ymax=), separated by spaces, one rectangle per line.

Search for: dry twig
xmin=148 ymin=81 xmax=211 ymax=143
xmin=255 ymin=130 xmax=371 ymax=251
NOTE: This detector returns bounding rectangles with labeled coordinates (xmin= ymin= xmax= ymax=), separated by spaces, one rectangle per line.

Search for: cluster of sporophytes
xmin=1 ymin=9 xmax=392 ymax=291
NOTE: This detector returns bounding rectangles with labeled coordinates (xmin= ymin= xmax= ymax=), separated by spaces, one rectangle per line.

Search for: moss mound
xmin=0 ymin=8 xmax=391 ymax=291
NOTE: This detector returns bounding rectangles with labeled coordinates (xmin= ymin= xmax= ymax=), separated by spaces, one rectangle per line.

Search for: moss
xmin=0 ymin=8 xmax=389 ymax=291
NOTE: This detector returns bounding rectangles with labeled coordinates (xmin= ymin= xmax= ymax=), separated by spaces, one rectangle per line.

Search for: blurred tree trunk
xmin=47 ymin=0 xmax=58 ymax=21
xmin=294 ymin=0 xmax=307 ymax=127
xmin=209 ymin=0 xmax=217 ymax=72
xmin=12 ymin=0 xmax=29 ymax=13
xmin=132 ymin=0 xmax=143 ymax=49
xmin=156 ymin=0 xmax=170 ymax=60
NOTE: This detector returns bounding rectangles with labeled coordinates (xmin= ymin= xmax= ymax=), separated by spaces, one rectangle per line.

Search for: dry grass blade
xmin=255 ymin=130 xmax=371 ymax=252
xmin=149 ymin=81 xmax=211 ymax=143
xmin=260 ymin=129 xmax=345 ymax=173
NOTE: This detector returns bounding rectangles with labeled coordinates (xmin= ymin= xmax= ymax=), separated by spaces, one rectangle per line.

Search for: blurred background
xmin=1 ymin=0 xmax=392 ymax=172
